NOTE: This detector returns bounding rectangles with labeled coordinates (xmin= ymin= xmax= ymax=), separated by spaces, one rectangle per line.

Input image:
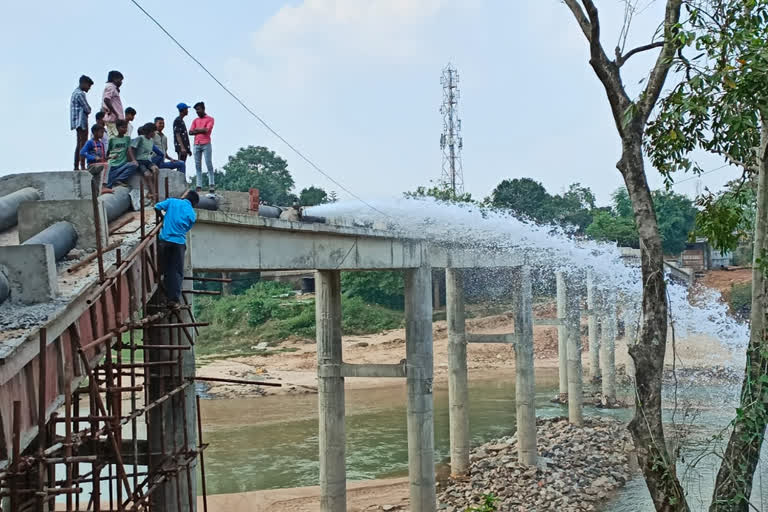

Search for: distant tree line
xmin=406 ymin=178 xmax=699 ymax=255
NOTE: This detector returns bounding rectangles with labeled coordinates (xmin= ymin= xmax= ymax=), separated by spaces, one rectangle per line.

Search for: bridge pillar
xmin=514 ymin=266 xmax=537 ymax=466
xmin=586 ymin=270 xmax=601 ymax=382
xmin=405 ymin=264 xmax=437 ymax=512
xmin=445 ymin=267 xmax=469 ymax=476
xmin=555 ymin=272 xmax=568 ymax=399
xmin=565 ymin=276 xmax=584 ymax=426
xmin=600 ymin=291 xmax=617 ymax=403
xmin=315 ymin=270 xmax=346 ymax=512
xmin=147 ymin=246 xmax=198 ymax=511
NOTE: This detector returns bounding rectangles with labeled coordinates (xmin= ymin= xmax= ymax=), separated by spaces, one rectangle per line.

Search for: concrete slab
xmin=0 ymin=244 xmax=58 ymax=303
xmin=0 ymin=172 xmax=92 ymax=200
xmin=17 ymin=200 xmax=107 ymax=251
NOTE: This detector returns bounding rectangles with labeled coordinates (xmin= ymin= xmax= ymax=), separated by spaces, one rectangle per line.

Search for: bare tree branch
xmin=617 ymin=41 xmax=665 ymax=67
xmin=638 ymin=0 xmax=684 ymax=124
xmin=724 ymin=153 xmax=760 ymax=174
xmin=562 ymin=0 xmax=592 ymax=41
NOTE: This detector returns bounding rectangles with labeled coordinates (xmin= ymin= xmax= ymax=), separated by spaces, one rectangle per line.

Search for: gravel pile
xmin=437 ymin=417 xmax=634 ymax=512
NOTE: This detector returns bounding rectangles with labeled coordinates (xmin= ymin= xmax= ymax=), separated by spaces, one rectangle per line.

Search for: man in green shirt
xmin=129 ymin=122 xmax=160 ymax=200
xmin=106 ymin=119 xmax=139 ymax=188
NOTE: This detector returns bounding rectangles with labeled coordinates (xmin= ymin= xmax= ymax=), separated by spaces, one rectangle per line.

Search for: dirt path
xmin=198 ymin=478 xmax=410 ymax=512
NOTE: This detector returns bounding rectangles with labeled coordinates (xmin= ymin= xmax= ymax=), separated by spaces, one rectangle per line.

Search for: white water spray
xmin=308 ymin=197 xmax=749 ymax=362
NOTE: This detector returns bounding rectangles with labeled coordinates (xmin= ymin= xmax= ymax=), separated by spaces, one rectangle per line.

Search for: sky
xmin=0 ymin=0 xmax=743 ymax=207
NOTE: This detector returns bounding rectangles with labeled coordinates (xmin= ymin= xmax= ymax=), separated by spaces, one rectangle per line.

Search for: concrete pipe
xmin=0 ymin=270 xmax=9 ymax=304
xmin=196 ymin=194 xmax=220 ymax=211
xmin=101 ymin=187 xmax=132 ymax=222
xmin=0 ymin=187 xmax=41 ymax=231
xmin=23 ymin=221 xmax=78 ymax=261
xmin=257 ymin=205 xmax=281 ymax=218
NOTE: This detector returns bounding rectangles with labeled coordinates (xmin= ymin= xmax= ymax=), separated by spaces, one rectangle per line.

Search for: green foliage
xmin=404 ymin=183 xmax=474 ymax=203
xmin=486 ymin=179 xmax=596 ymax=233
xmin=341 ymin=271 xmax=405 ymax=310
xmin=584 ymin=188 xmax=697 ymax=253
xmin=586 ymin=210 xmax=639 ymax=248
xmin=695 ymin=178 xmax=757 ymax=253
xmin=645 ymin=0 xmax=768 ymax=252
xmin=465 ymin=494 xmax=498 ymax=512
xmin=730 ymin=282 xmax=752 ymax=317
xmin=654 ymin=190 xmax=698 ymax=254
xmin=213 ymin=145 xmax=296 ymax=205
xmin=341 ymin=296 xmax=403 ymax=333
xmin=197 ymin=281 xmax=292 ymax=330
xmin=195 ymin=280 xmax=403 ymax=355
xmin=487 ymin=178 xmax=554 ymax=223
xmin=299 ymin=186 xmax=329 ymax=206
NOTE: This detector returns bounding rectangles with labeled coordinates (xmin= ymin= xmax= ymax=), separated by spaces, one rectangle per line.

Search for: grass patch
xmin=195 ymin=281 xmax=404 ymax=357
xmin=730 ymin=281 xmax=752 ymax=317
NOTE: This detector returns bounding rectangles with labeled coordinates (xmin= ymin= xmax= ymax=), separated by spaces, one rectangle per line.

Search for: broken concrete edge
xmin=0 ymin=244 xmax=58 ymax=304
xmin=17 ymin=199 xmax=107 ymax=252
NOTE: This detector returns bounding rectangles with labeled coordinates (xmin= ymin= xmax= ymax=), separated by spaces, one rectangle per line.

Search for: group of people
xmin=70 ymin=71 xmax=209 ymax=307
xmin=70 ymin=71 xmax=217 ymax=198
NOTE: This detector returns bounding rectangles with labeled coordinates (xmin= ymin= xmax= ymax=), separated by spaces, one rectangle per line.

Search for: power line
xmin=670 ymin=164 xmax=731 ymax=186
xmin=128 ymin=0 xmax=389 ymax=217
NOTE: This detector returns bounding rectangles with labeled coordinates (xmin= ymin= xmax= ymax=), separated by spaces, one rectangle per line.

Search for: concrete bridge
xmin=0 ymin=171 xmax=623 ymax=511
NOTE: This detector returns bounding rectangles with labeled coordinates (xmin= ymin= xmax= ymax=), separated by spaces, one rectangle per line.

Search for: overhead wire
xmin=128 ymin=0 xmax=391 ymax=218
xmin=670 ymin=163 xmax=731 ymax=186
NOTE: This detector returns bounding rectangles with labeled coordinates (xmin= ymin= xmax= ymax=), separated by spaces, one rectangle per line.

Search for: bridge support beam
xmin=565 ymin=276 xmax=584 ymax=426
xmin=446 ymin=267 xmax=469 ymax=477
xmin=586 ymin=270 xmax=600 ymax=382
xmin=147 ymin=255 xmax=197 ymax=511
xmin=405 ymin=264 xmax=436 ymax=512
xmin=601 ymin=291 xmax=617 ymax=403
xmin=316 ymin=270 xmax=346 ymax=512
xmin=514 ymin=266 xmax=537 ymax=466
xmin=555 ymin=272 xmax=568 ymax=399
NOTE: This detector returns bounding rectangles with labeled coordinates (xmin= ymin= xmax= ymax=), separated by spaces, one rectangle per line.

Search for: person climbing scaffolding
xmin=154 ymin=190 xmax=199 ymax=308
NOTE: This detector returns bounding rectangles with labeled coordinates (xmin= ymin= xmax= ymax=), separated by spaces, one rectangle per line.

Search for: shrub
xmin=730 ymin=281 xmax=752 ymax=318
xmin=341 ymin=271 xmax=404 ymax=309
xmin=342 ymin=296 xmax=403 ymax=333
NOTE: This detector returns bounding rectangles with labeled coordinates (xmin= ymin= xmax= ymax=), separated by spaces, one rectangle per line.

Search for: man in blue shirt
xmin=154 ymin=191 xmax=199 ymax=306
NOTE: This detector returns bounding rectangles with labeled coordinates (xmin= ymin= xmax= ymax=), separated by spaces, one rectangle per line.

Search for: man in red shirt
xmin=189 ymin=101 xmax=215 ymax=193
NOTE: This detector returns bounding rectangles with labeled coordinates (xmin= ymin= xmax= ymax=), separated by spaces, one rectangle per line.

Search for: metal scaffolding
xmin=0 ymin=176 xmax=211 ymax=512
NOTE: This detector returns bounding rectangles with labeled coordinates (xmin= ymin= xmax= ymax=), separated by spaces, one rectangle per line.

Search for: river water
xmin=197 ymin=371 xmax=768 ymax=510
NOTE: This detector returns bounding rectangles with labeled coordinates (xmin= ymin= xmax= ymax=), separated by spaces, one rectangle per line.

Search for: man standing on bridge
xmin=155 ymin=191 xmax=200 ymax=307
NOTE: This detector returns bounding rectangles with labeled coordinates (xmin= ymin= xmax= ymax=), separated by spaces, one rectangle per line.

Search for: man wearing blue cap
xmin=173 ymin=103 xmax=192 ymax=163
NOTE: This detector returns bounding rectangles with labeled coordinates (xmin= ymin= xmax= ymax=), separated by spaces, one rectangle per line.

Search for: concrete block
xmin=17 ymin=200 xmax=107 ymax=251
xmin=0 ymin=244 xmax=58 ymax=303
xmin=0 ymin=172 xmax=92 ymax=200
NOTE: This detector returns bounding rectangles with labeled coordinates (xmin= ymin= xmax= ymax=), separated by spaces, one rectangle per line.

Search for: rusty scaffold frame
xmin=0 ymin=176 xmax=214 ymax=512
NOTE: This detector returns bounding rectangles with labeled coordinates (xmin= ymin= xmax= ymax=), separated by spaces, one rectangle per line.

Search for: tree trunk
xmin=710 ymin=120 xmax=768 ymax=512
xmin=621 ymin=138 xmax=689 ymax=512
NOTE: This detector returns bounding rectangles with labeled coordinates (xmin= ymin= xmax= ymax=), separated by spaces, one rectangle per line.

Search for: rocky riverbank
xmin=437 ymin=417 xmax=634 ymax=512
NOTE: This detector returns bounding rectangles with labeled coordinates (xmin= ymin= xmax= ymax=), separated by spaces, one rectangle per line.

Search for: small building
xmin=680 ymin=238 xmax=732 ymax=271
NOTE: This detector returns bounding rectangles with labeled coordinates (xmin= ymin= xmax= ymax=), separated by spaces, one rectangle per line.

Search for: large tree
xmin=562 ymin=1 xmax=687 ymax=510
xmin=299 ymin=186 xmax=329 ymax=206
xmin=487 ymin=178 xmax=555 ymax=222
xmin=646 ymin=1 xmax=768 ymax=509
xmin=215 ymin=145 xmax=295 ymax=205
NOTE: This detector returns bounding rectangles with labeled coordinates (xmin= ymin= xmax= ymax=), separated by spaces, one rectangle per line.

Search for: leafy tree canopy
xmin=214 ymin=146 xmax=296 ymax=205
xmin=585 ymin=188 xmax=697 ymax=254
xmin=299 ymin=186 xmax=329 ymax=206
xmin=404 ymin=183 xmax=474 ymax=203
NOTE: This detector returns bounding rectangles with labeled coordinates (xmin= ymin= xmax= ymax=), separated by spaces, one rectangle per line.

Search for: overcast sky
xmin=0 ymin=0 xmax=741 ymax=206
